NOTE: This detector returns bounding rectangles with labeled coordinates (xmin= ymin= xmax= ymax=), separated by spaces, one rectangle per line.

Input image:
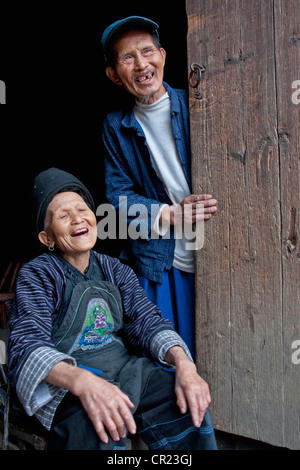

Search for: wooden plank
xmin=274 ymin=0 xmax=300 ymax=450
xmin=186 ymin=0 xmax=233 ymax=433
xmin=186 ymin=0 xmax=295 ymax=447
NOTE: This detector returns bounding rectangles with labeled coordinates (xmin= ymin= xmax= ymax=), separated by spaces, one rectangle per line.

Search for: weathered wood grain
xmin=186 ymin=0 xmax=300 ymax=449
xmin=274 ymin=0 xmax=300 ymax=450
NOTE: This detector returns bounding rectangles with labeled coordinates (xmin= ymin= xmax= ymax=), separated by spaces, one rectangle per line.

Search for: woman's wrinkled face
xmin=39 ymin=192 xmax=97 ymax=262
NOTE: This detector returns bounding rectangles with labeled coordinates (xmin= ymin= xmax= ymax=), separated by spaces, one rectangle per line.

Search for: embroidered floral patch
xmin=73 ymin=298 xmax=114 ymax=351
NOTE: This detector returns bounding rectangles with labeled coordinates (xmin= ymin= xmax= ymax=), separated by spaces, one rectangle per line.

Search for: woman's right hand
xmin=46 ymin=361 xmax=137 ymax=443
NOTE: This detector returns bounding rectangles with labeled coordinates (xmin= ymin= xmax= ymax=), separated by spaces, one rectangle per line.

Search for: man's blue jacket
xmin=102 ymin=83 xmax=191 ymax=283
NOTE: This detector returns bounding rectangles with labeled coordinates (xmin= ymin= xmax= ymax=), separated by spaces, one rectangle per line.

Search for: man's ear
xmin=160 ymin=48 xmax=167 ymax=67
xmin=106 ymin=66 xmax=123 ymax=86
xmin=38 ymin=231 xmax=53 ymax=248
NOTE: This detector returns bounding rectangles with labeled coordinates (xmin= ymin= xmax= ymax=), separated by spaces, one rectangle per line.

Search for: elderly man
xmin=8 ymin=168 xmax=217 ymax=450
xmin=101 ymin=17 xmax=217 ymax=357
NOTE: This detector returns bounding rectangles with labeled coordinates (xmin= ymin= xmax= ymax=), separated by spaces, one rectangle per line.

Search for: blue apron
xmin=51 ymin=256 xmax=158 ymax=411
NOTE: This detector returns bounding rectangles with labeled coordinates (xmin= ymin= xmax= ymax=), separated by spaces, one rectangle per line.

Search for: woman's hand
xmin=46 ymin=362 xmax=136 ymax=443
xmin=164 ymin=346 xmax=211 ymax=427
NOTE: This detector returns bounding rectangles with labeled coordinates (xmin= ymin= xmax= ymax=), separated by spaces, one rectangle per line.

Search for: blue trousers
xmin=48 ymin=367 xmax=217 ymax=450
xmin=138 ymin=267 xmax=195 ymax=358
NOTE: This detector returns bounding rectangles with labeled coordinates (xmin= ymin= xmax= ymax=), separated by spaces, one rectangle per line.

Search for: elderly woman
xmin=8 ymin=168 xmax=217 ymax=450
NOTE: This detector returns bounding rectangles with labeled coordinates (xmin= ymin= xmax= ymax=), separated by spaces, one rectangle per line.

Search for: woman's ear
xmin=106 ymin=66 xmax=123 ymax=86
xmin=38 ymin=231 xmax=53 ymax=249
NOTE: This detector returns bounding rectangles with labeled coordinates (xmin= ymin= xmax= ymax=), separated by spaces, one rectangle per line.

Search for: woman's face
xmin=39 ymin=192 xmax=97 ymax=265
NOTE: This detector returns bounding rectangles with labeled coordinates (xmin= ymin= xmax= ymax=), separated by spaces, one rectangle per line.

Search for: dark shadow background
xmin=0 ymin=1 xmax=188 ymax=279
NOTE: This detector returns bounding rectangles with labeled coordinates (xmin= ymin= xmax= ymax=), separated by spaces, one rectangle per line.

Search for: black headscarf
xmin=32 ymin=168 xmax=95 ymax=233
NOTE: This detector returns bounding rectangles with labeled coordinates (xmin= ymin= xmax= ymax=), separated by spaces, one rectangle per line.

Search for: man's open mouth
xmin=136 ymin=72 xmax=154 ymax=83
xmin=71 ymin=228 xmax=89 ymax=238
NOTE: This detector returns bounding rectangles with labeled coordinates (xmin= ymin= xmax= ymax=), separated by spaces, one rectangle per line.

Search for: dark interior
xmin=0 ymin=1 xmax=188 ymax=279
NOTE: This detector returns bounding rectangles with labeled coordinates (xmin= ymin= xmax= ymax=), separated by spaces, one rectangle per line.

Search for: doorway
xmin=0 ymin=1 xmax=188 ymax=276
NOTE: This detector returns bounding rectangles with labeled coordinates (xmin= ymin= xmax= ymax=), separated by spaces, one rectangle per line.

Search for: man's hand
xmin=46 ymin=362 xmax=136 ymax=444
xmin=164 ymin=346 xmax=211 ymax=428
xmin=160 ymin=194 xmax=217 ymax=227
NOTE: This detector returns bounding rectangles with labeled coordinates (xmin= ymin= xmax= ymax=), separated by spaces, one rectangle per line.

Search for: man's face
xmin=106 ymin=30 xmax=167 ymax=104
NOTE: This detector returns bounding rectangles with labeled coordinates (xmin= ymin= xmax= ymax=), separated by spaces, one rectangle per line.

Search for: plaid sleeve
xmin=150 ymin=330 xmax=193 ymax=367
xmin=16 ymin=346 xmax=76 ymax=429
